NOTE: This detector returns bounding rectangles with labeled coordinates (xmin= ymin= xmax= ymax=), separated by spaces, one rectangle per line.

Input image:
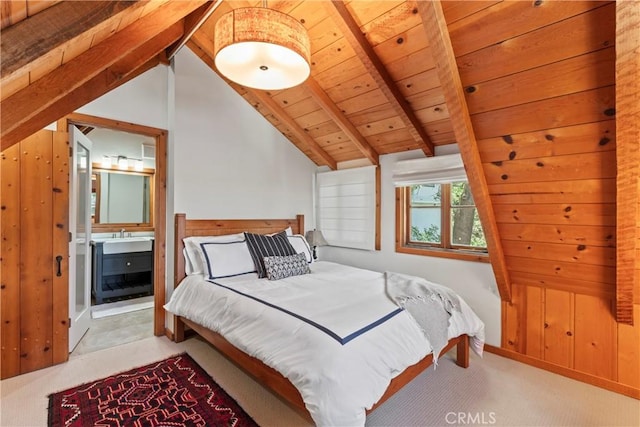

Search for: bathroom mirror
xmin=91 ymin=167 xmax=154 ymax=231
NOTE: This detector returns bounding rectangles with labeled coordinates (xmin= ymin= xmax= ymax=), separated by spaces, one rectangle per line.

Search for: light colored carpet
xmin=1 ymin=336 xmax=638 ymax=427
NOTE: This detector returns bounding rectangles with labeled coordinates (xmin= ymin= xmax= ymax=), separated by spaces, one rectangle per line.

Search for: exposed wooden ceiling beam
xmin=1 ymin=22 xmax=184 ymax=150
xmin=1 ymin=1 xmax=142 ymax=85
xmin=615 ymin=0 xmax=639 ymax=325
xmin=417 ymin=0 xmax=512 ymax=302
xmin=251 ymin=89 xmax=338 ymax=170
xmin=166 ymin=0 xmax=224 ymax=60
xmin=305 ymin=78 xmax=379 ymax=165
xmin=326 ymin=0 xmax=434 ymax=157
xmin=1 ymin=0 xmax=207 ymax=145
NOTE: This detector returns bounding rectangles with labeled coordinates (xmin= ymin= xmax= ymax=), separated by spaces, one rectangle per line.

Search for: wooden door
xmin=1 ymin=129 xmax=70 ymax=379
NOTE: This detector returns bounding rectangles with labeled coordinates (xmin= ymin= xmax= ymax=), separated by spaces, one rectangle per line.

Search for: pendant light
xmin=214 ymin=2 xmax=311 ymax=91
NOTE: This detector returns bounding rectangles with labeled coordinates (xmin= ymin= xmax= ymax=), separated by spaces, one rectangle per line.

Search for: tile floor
xmin=71 ymin=307 xmax=154 ymax=357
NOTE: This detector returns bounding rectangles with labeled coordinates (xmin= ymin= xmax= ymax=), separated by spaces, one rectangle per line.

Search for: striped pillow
xmin=244 ymin=231 xmax=296 ymax=278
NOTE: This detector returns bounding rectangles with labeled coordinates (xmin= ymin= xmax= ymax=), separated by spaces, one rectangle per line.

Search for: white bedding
xmin=164 ymin=261 xmax=484 ymax=426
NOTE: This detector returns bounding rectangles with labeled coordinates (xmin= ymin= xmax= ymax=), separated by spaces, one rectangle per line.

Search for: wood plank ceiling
xmin=1 ymin=0 xmax=637 ymax=343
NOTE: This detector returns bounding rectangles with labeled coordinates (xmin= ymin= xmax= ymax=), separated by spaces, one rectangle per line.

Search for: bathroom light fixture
xmin=117 ymin=156 xmax=128 ymax=170
xmin=214 ymin=2 xmax=310 ymax=90
xmin=305 ymin=229 xmax=328 ymax=260
xmin=100 ymin=155 xmax=145 ymax=170
xmin=101 ymin=155 xmax=111 ymax=168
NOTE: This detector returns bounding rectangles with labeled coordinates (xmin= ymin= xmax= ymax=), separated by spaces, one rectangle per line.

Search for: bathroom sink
xmin=97 ymin=237 xmax=154 ymax=254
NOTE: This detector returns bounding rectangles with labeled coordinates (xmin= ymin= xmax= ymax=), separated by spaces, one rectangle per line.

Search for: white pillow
xmin=183 ymin=248 xmax=195 ymax=275
xmin=201 ymin=240 xmax=256 ymax=279
xmin=183 ymin=233 xmax=244 ymax=275
xmin=269 ymin=226 xmax=293 ymax=236
xmin=287 ymin=234 xmax=313 ymax=263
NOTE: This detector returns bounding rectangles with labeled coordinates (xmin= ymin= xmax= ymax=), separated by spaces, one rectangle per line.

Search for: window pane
xmin=450 ymin=181 xmax=474 ymax=206
xmin=410 ymin=184 xmax=441 ymax=206
xmin=409 ymin=184 xmax=441 ymax=244
xmin=451 ymin=207 xmax=486 ymax=248
xmin=410 ymin=207 xmax=441 ymax=243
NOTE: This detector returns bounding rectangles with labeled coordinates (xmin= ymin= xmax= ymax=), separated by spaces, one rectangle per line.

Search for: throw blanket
xmin=386 ymin=271 xmax=461 ymax=364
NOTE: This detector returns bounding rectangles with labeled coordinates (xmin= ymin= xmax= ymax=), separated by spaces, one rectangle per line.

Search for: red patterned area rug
xmin=48 ymin=353 xmax=259 ymax=427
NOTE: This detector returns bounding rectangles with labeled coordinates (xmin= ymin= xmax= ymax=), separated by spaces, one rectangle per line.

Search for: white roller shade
xmin=392 ymin=153 xmax=466 ymax=186
xmin=316 ymin=166 xmax=376 ymax=251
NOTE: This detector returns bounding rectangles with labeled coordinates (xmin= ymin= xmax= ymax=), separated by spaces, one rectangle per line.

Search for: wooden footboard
xmin=178 ymin=315 xmax=310 ymax=418
xmin=171 ymin=213 xmax=472 ymax=420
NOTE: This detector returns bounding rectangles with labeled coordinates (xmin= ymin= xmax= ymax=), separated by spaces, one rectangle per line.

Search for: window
xmin=396 ymin=181 xmax=488 ymax=262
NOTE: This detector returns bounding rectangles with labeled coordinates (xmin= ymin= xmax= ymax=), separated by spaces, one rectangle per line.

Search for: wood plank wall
xmin=0 ymin=130 xmax=69 ymax=379
xmin=442 ymin=1 xmax=639 ymax=393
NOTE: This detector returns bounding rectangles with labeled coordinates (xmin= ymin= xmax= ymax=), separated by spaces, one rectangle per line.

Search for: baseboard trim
xmin=484 ymin=344 xmax=640 ymax=400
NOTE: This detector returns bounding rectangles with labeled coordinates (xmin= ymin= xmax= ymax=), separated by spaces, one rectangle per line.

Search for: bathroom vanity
xmin=91 ymin=237 xmax=154 ymax=304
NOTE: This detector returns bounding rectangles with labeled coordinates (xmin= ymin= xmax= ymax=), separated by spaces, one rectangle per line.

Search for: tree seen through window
xmin=408 ymin=182 xmax=486 ymax=249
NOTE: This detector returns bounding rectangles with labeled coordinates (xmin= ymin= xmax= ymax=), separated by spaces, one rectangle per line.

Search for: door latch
xmin=55 ymin=255 xmax=63 ymax=276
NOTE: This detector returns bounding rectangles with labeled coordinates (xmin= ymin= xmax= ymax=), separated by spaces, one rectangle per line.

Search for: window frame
xmin=396 ymin=185 xmax=489 ymax=263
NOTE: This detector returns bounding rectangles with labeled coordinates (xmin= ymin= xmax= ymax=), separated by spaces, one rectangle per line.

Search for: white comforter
xmin=164 ymin=261 xmax=484 ymax=426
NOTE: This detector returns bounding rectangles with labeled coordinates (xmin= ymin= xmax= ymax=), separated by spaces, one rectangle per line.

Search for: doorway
xmin=59 ymin=113 xmax=168 ymax=342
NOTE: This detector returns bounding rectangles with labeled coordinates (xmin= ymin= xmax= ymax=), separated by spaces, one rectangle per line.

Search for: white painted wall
xmin=76 ymin=65 xmax=169 ymax=130
xmin=172 ymin=48 xmax=316 ymax=221
xmin=319 ymin=149 xmax=502 ymax=346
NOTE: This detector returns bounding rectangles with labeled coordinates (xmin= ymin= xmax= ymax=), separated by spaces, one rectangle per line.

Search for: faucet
xmin=120 ymin=228 xmax=125 ymax=238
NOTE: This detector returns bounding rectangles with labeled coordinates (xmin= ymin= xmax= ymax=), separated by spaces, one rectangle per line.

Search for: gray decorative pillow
xmin=263 ymin=253 xmax=310 ymax=281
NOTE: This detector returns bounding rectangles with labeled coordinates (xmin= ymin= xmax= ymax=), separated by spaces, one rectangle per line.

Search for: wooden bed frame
xmin=172 ymin=213 xmax=470 ymax=419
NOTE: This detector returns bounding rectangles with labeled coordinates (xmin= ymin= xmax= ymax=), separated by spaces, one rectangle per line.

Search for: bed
xmin=167 ymin=213 xmax=484 ymax=426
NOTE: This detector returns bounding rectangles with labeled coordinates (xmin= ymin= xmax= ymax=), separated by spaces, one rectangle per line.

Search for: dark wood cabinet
xmin=91 ymin=241 xmax=154 ymax=304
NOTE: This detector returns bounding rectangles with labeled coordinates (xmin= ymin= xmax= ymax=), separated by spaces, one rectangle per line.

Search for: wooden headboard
xmin=174 ymin=213 xmax=304 ymax=287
